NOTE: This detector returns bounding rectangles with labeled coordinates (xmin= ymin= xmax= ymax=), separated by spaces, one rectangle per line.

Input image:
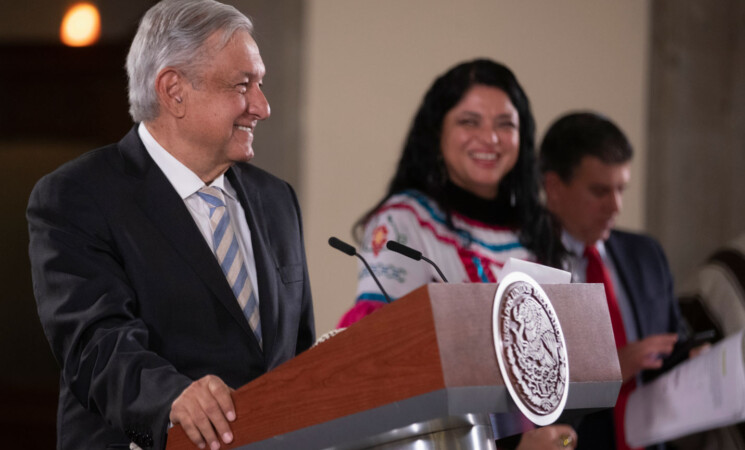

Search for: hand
xmin=618 ymin=333 xmax=678 ymax=382
xmin=689 ymin=343 xmax=711 ymax=359
xmin=516 ymin=425 xmax=577 ymax=449
xmin=169 ymin=375 xmax=236 ymax=450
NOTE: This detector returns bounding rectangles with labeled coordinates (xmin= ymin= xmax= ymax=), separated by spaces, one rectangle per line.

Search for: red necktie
xmin=584 ymin=245 xmax=639 ymax=450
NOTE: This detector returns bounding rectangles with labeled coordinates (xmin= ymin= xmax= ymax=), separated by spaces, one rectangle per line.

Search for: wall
xmin=0 ymin=0 xmax=153 ymax=43
xmin=647 ymin=0 xmax=745 ymax=284
xmin=302 ymin=0 xmax=651 ymax=335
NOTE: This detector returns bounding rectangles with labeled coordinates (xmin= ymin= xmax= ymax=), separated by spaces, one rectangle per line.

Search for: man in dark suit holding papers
xmin=540 ymin=111 xmax=684 ymax=450
xmin=27 ymin=1 xmax=314 ymax=449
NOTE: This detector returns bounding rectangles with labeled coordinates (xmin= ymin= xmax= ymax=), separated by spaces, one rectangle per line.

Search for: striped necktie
xmin=197 ymin=186 xmax=262 ymax=349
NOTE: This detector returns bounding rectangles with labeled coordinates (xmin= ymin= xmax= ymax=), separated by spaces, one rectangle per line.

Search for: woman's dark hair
xmin=354 ymin=58 xmax=563 ymax=267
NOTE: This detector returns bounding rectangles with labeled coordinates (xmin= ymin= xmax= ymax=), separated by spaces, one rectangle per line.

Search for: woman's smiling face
xmin=440 ymin=84 xmax=520 ymax=200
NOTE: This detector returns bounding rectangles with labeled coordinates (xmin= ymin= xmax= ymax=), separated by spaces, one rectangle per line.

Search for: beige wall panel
xmin=647 ymin=0 xmax=745 ymax=286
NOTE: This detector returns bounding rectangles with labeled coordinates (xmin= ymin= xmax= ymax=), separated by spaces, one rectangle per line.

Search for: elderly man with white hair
xmin=27 ymin=1 xmax=315 ymax=448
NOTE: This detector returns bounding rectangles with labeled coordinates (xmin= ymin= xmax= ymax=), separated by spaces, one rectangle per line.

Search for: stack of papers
xmin=626 ymin=330 xmax=745 ymax=447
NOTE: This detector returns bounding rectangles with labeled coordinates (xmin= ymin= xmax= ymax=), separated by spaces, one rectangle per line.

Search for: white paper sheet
xmin=499 ymin=258 xmax=572 ymax=285
xmin=625 ymin=330 xmax=745 ymax=447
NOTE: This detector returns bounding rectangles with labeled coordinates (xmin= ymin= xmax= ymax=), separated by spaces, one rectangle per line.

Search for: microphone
xmin=386 ymin=240 xmax=449 ymax=283
xmin=328 ymin=237 xmax=392 ymax=303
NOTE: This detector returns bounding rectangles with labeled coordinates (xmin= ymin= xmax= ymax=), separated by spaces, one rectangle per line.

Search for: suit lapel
xmin=605 ymin=232 xmax=645 ymax=336
xmin=227 ymin=166 xmax=279 ymax=357
xmin=119 ymin=127 xmax=260 ymax=343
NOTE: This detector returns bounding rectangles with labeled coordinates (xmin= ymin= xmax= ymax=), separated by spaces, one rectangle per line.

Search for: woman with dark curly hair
xmin=339 ymin=58 xmax=564 ymax=326
xmin=336 ymin=58 xmax=574 ymax=450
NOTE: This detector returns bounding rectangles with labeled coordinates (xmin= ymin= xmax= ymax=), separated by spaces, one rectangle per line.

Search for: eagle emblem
xmin=492 ymin=272 xmax=569 ymax=425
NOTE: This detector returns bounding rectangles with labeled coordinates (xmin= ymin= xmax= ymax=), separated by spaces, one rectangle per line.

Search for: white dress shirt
xmin=137 ymin=123 xmax=260 ymax=302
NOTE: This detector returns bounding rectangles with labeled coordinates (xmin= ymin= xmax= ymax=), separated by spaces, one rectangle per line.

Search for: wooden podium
xmin=167 ymin=283 xmax=621 ymax=450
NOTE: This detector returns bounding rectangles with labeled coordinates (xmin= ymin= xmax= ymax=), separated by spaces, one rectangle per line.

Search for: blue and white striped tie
xmin=197 ymin=186 xmax=262 ymax=349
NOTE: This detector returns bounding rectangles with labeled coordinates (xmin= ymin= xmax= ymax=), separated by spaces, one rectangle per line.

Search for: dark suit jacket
xmin=27 ymin=126 xmax=315 ymax=449
xmin=575 ymin=229 xmax=683 ymax=450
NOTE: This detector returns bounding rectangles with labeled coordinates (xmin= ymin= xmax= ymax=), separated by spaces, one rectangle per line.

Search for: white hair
xmin=126 ymin=0 xmax=254 ymax=122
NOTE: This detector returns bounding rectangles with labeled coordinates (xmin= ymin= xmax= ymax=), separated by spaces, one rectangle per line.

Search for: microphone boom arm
xmin=386 ymin=240 xmax=449 ymax=283
xmin=328 ymin=236 xmax=393 ymax=304
xmin=420 ymin=255 xmax=449 ymax=283
xmin=355 ymin=254 xmax=393 ymax=304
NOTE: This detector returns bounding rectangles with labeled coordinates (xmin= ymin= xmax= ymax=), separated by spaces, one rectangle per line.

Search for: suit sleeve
xmin=27 ymin=172 xmax=191 ymax=449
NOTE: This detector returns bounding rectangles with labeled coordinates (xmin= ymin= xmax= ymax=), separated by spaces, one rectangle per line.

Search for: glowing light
xmin=60 ymin=3 xmax=101 ymax=47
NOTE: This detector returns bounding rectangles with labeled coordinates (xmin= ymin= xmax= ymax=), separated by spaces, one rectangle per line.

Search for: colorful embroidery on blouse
xmin=353 ymin=191 xmax=529 ymax=305
xmin=357 ymin=264 xmax=407 ymax=283
xmin=371 ymin=224 xmax=388 ymax=256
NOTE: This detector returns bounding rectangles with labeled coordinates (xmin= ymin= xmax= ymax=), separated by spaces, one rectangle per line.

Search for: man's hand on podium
xmin=169 ymin=375 xmax=237 ymax=450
